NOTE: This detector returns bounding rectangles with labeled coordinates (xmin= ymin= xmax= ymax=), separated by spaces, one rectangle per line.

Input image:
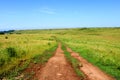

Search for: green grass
xmin=61 ymin=43 xmax=84 ymax=78
xmin=57 ymin=28 xmax=120 ymax=80
xmin=0 ymin=32 xmax=57 ymax=79
xmin=0 ymin=27 xmax=120 ymax=79
xmin=32 ymin=44 xmax=57 ymax=64
xmin=2 ymin=44 xmax=57 ymax=79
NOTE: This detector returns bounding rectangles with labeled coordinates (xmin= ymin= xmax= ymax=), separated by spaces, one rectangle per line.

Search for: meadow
xmin=56 ymin=28 xmax=120 ymax=79
xmin=0 ymin=32 xmax=57 ymax=79
xmin=0 ymin=27 xmax=120 ymax=79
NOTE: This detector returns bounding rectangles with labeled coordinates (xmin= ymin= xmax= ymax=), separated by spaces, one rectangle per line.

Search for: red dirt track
xmin=37 ymin=43 xmax=81 ymax=80
xmin=24 ymin=44 xmax=116 ymax=80
xmin=67 ymin=47 xmax=115 ymax=80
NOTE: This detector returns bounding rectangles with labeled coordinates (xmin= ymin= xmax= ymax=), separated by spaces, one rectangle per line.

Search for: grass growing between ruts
xmin=61 ymin=43 xmax=84 ymax=79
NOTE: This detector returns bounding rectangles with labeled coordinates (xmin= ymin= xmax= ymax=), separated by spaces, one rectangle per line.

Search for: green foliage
xmin=6 ymin=47 xmax=17 ymax=57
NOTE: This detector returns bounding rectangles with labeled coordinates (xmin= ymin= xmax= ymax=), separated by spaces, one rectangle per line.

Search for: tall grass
xmin=3 ymin=44 xmax=57 ymax=79
xmin=0 ymin=33 xmax=57 ymax=78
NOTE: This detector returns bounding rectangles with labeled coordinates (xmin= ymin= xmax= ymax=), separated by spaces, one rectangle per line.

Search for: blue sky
xmin=0 ymin=0 xmax=120 ymax=30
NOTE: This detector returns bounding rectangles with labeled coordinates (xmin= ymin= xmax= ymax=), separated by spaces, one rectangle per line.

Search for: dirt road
xmin=37 ymin=44 xmax=81 ymax=80
xmin=67 ymin=47 xmax=115 ymax=80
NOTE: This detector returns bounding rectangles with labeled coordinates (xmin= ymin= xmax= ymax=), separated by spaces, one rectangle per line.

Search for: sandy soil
xmin=36 ymin=43 xmax=81 ymax=80
xmin=67 ymin=47 xmax=116 ymax=80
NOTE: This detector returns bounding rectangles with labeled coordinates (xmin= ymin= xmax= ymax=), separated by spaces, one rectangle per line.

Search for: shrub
xmin=5 ymin=36 xmax=8 ymax=39
xmin=6 ymin=47 xmax=17 ymax=57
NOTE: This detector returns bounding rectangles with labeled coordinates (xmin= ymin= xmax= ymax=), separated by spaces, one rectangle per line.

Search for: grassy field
xmin=0 ymin=27 xmax=120 ymax=79
xmin=0 ymin=32 xmax=57 ymax=79
xmin=56 ymin=28 xmax=120 ymax=79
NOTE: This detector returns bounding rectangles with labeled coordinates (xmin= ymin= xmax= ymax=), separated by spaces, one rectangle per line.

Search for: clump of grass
xmin=6 ymin=47 xmax=17 ymax=57
xmin=64 ymin=51 xmax=84 ymax=77
xmin=48 ymin=42 xmax=51 ymax=46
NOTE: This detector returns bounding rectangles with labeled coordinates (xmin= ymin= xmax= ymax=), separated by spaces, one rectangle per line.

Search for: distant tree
xmin=0 ymin=30 xmax=15 ymax=34
xmin=0 ymin=32 xmax=4 ymax=35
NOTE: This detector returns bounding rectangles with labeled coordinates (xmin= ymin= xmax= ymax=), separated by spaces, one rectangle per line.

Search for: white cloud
xmin=40 ymin=7 xmax=56 ymax=15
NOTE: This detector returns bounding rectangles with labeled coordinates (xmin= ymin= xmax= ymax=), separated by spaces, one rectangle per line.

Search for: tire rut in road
xmin=37 ymin=44 xmax=81 ymax=80
xmin=67 ymin=47 xmax=115 ymax=80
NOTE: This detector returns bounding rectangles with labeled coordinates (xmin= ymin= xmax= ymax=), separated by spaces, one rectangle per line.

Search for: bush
xmin=48 ymin=42 xmax=51 ymax=46
xmin=6 ymin=47 xmax=17 ymax=57
xmin=5 ymin=36 xmax=8 ymax=39
xmin=0 ymin=58 xmax=5 ymax=66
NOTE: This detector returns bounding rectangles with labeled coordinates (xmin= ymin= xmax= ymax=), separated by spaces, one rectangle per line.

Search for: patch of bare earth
xmin=36 ymin=44 xmax=81 ymax=80
xmin=67 ymin=47 xmax=116 ymax=80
